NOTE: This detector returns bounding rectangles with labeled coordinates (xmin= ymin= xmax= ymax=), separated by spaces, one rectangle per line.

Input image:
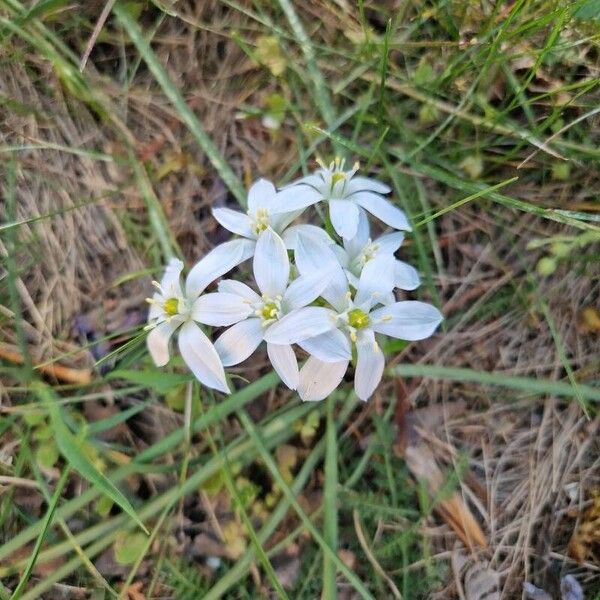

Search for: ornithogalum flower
xmin=276 ymin=157 xmax=411 ymax=240
xmin=264 ymin=239 xmax=443 ymax=401
xmin=212 ymin=178 xmax=331 ymax=254
xmin=336 ymin=210 xmax=420 ymax=291
xmin=213 ymin=229 xmax=330 ymax=390
xmin=146 ymin=240 xmax=255 ymax=393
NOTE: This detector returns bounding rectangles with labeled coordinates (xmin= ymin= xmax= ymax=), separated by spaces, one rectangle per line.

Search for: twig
xmin=0 ymin=344 xmax=92 ymax=385
xmin=353 ymin=509 xmax=402 ymax=600
xmin=80 ymin=0 xmax=117 ymax=71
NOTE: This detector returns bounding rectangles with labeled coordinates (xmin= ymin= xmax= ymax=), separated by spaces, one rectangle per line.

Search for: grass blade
xmin=237 ymin=408 xmax=375 ymax=600
xmin=323 ymin=395 xmax=339 ymax=599
xmin=393 ymin=365 xmax=600 ymax=402
xmin=33 ymin=382 xmax=149 ymax=534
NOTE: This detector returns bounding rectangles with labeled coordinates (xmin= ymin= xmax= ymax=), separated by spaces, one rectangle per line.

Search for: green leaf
xmin=107 ymin=368 xmax=192 ymax=393
xmin=32 ymin=382 xmax=148 ymax=534
xmin=114 ymin=531 xmax=147 ymax=565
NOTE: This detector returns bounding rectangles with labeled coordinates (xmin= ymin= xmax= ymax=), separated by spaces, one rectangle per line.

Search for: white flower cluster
xmin=146 ymin=159 xmax=443 ymax=401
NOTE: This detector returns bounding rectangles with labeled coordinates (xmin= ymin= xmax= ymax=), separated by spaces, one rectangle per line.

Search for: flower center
xmin=256 ymin=295 xmax=283 ymax=327
xmin=331 ymin=171 xmax=346 ymax=185
xmin=348 ymin=308 xmax=370 ymax=330
xmin=250 ymin=207 xmax=270 ymax=236
xmin=163 ymin=297 xmax=180 ymax=316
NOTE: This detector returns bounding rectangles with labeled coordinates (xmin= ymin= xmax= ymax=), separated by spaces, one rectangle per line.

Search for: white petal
xmin=352 ymin=192 xmax=411 ymax=232
xmin=147 ymin=320 xmax=178 ymax=366
xmin=281 ymin=224 xmax=334 ymax=250
xmin=214 ymin=318 xmax=264 ymax=366
xmin=295 ymin=233 xmax=349 ymax=312
xmin=298 ymin=356 xmax=348 ymax=402
xmin=343 ymin=209 xmax=370 ymax=258
xmin=329 ymin=199 xmax=359 ymax=240
xmin=186 ymin=239 xmax=255 ymax=298
xmin=267 ymin=343 xmax=299 ymax=390
xmin=218 ymin=279 xmax=261 ymax=303
xmin=346 ymin=176 xmax=391 ymax=195
xmin=283 ymin=272 xmax=328 ymax=311
xmin=370 ymin=301 xmax=443 ymax=340
xmin=270 ymin=209 xmax=303 ymax=233
xmin=212 ymin=208 xmax=253 ymax=238
xmin=253 ymin=229 xmax=289 ymax=297
xmin=395 ymin=260 xmax=421 ymax=291
xmin=280 ymin=174 xmax=323 ymax=190
xmin=191 ymin=292 xmax=253 ymax=326
xmin=355 ymin=255 xmax=396 ymax=308
xmin=354 ymin=329 xmax=385 ymax=401
xmin=178 ymin=321 xmax=229 ymax=393
xmin=273 ymin=185 xmax=323 ymax=213
xmin=375 ymin=232 xmax=405 ymax=255
xmin=298 ymin=329 xmax=351 ymax=362
xmin=159 ymin=258 xmax=184 ymax=297
xmin=263 ymin=307 xmax=337 ymax=345
xmin=248 ymin=178 xmax=277 ymax=213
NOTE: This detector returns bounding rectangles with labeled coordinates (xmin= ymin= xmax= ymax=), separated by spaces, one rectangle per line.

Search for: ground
xmin=0 ymin=1 xmax=599 ymax=598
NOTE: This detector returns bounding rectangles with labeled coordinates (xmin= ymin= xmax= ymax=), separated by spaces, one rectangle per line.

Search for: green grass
xmin=1 ymin=0 xmax=599 ymax=597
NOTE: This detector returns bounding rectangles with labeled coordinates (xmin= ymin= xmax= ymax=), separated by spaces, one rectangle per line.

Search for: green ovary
xmin=348 ymin=308 xmax=369 ymax=329
xmin=163 ymin=297 xmax=179 ymax=316
xmin=261 ymin=302 xmax=279 ymax=321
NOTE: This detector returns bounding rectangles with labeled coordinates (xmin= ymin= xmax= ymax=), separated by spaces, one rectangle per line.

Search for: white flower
xmin=212 ymin=178 xmax=332 ymax=255
xmin=336 ymin=209 xmax=420 ymax=291
xmin=264 ymin=240 xmax=442 ymax=402
xmin=146 ymin=240 xmax=256 ymax=393
xmin=213 ymin=229 xmax=331 ymax=390
xmin=276 ymin=157 xmax=411 ymax=240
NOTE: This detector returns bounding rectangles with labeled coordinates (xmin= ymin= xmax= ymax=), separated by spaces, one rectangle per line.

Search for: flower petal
xmin=395 ymin=260 xmax=421 ymax=291
xmin=295 ymin=233 xmax=349 ymax=312
xmin=343 ymin=208 xmax=370 ymax=258
xmin=283 ymin=272 xmax=328 ymax=311
xmin=270 ymin=209 xmax=303 ymax=233
xmin=298 ymin=356 xmax=348 ymax=402
xmin=369 ymin=301 xmax=443 ymax=340
xmin=253 ymin=228 xmax=289 ymax=297
xmin=214 ymin=318 xmax=264 ymax=366
xmin=273 ymin=184 xmax=323 ymax=213
xmin=281 ymin=224 xmax=333 ymax=250
xmin=159 ymin=258 xmax=184 ymax=297
xmin=280 ymin=174 xmax=323 ymax=190
xmin=346 ymin=176 xmax=391 ymax=195
xmin=263 ymin=306 xmax=337 ymax=345
xmin=248 ymin=178 xmax=277 ymax=213
xmin=329 ymin=198 xmax=359 ymax=239
xmin=352 ymin=192 xmax=411 ymax=232
xmin=212 ymin=208 xmax=253 ymax=238
xmin=354 ymin=329 xmax=385 ymax=401
xmin=375 ymin=231 xmax=405 ymax=255
xmin=355 ymin=255 xmax=396 ymax=308
xmin=191 ymin=292 xmax=253 ymax=326
xmin=267 ymin=343 xmax=299 ymax=390
xmin=178 ymin=321 xmax=229 ymax=393
xmin=186 ymin=239 xmax=255 ymax=298
xmin=147 ymin=320 xmax=178 ymax=366
xmin=218 ymin=279 xmax=261 ymax=303
xmin=299 ymin=329 xmax=351 ymax=362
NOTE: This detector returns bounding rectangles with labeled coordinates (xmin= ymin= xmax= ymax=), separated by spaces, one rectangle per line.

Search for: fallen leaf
xmin=405 ymin=445 xmax=487 ymax=550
